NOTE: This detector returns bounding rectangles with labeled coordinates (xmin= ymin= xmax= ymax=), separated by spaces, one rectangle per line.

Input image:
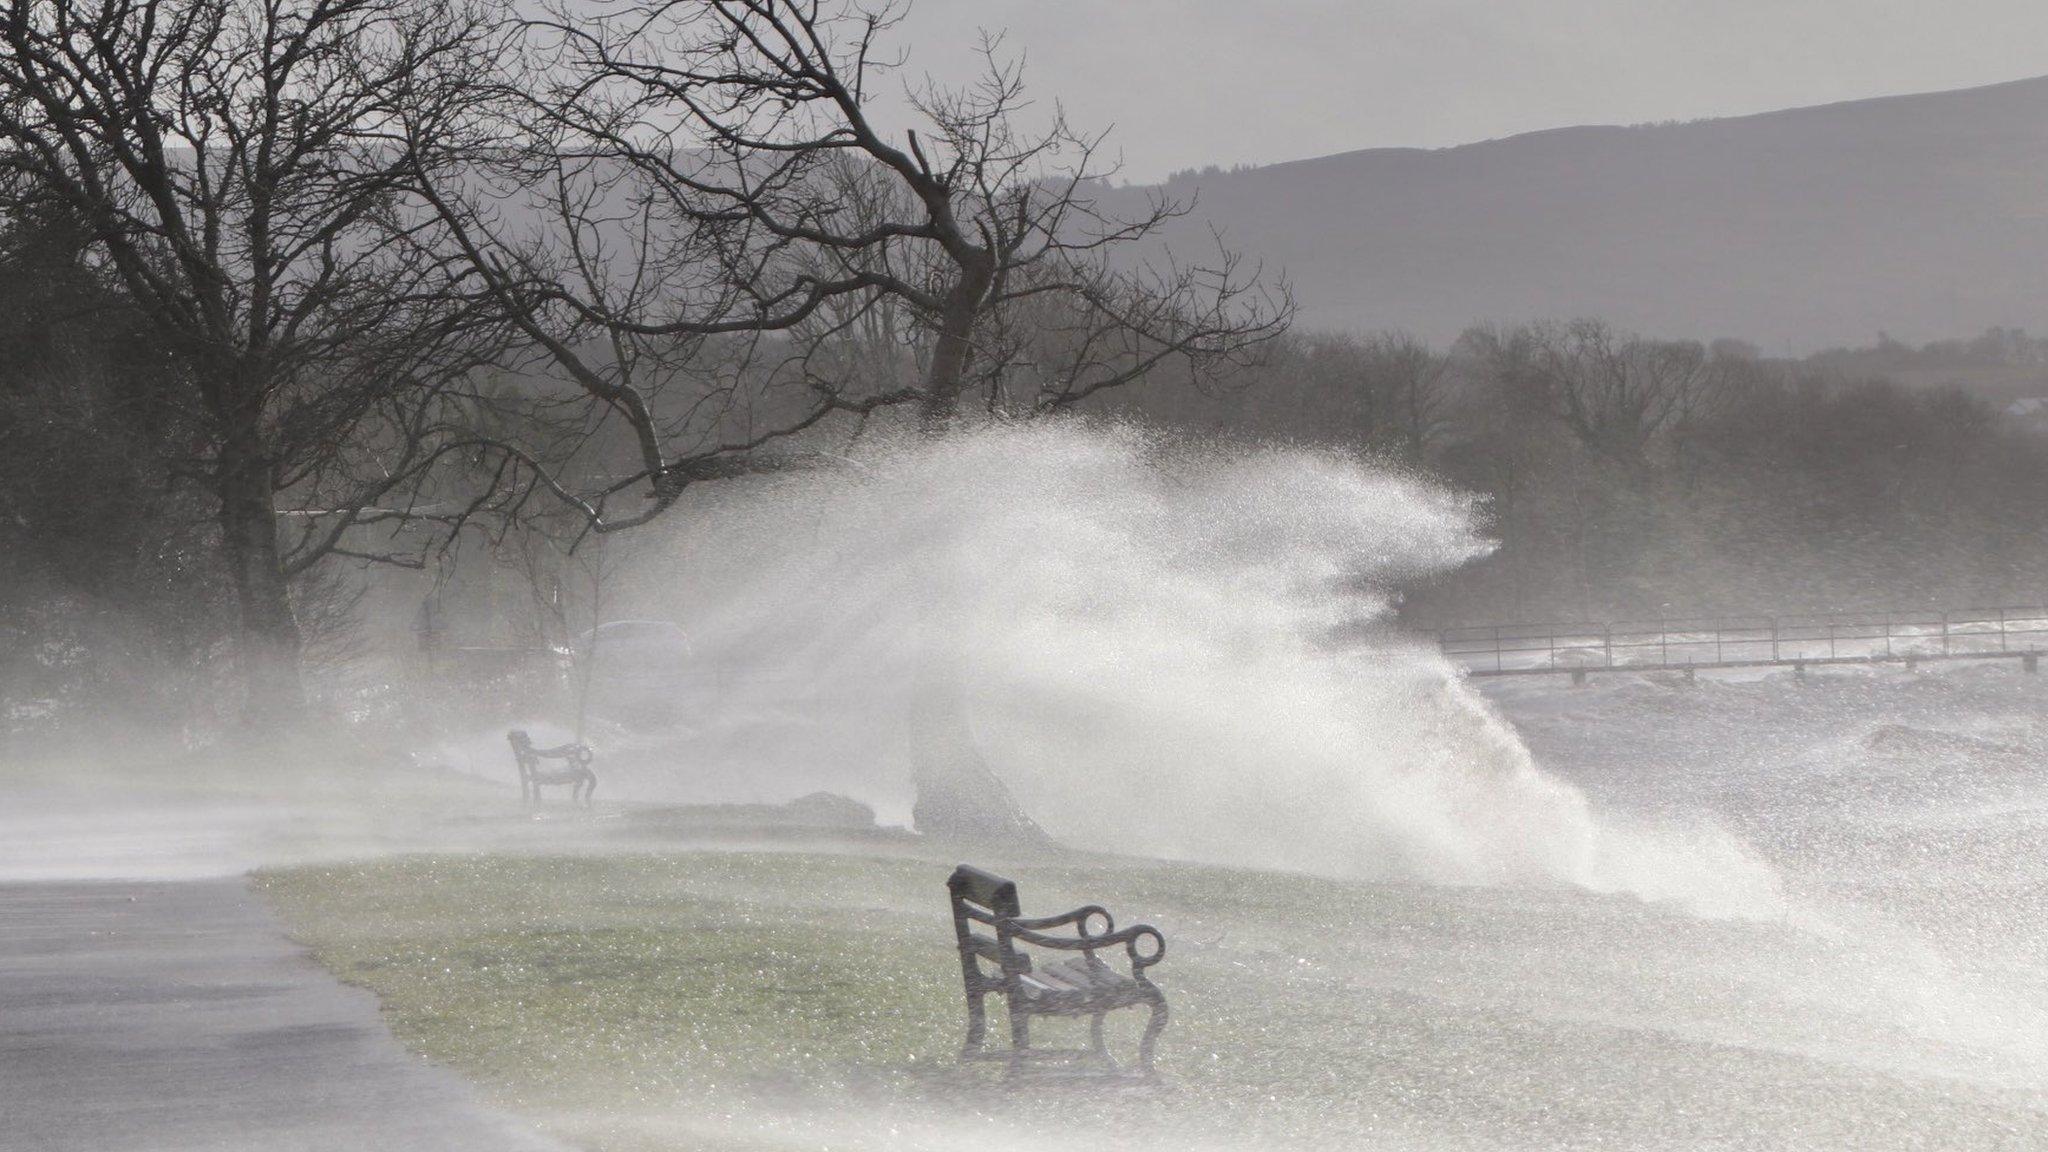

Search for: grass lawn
xmin=256 ymin=847 xmax=2047 ymax=1152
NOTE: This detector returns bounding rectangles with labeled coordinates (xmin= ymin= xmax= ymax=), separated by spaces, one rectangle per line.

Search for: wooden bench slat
xmin=1048 ymin=957 xmax=1126 ymax=992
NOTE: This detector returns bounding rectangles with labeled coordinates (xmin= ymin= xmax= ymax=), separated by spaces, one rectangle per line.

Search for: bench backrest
xmin=947 ymin=864 xmax=1023 ymax=994
xmin=507 ymin=730 xmax=538 ymax=778
xmin=507 ymin=730 xmax=592 ymax=773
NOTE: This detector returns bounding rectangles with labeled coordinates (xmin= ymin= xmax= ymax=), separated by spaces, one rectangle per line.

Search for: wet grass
xmin=258 ymin=850 xmax=1456 ymax=1149
xmin=257 ymin=853 xmax=1264 ymax=1100
xmin=262 ymin=853 xmax=965 ymax=1106
xmin=257 ymin=849 xmax=2048 ymax=1152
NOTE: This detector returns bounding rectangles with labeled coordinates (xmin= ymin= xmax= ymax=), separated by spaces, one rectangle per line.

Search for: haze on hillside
xmin=904 ymin=1 xmax=2048 ymax=183
xmin=1125 ymin=76 xmax=2048 ymax=351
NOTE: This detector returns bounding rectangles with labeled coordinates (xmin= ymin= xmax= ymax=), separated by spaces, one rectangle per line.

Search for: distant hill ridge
xmin=1122 ymin=75 xmax=2048 ymax=351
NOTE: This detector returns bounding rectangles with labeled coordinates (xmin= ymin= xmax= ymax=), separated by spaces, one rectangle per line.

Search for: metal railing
xmin=1440 ymin=606 xmax=2048 ymax=677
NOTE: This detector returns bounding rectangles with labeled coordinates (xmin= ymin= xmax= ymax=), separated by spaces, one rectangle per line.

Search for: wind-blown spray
xmin=613 ymin=422 xmax=1779 ymax=913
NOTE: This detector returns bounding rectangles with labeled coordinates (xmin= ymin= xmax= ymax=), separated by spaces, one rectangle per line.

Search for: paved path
xmin=0 ymin=878 xmax=567 ymax=1152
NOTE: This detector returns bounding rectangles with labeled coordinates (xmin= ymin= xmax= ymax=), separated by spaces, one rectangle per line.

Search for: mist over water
xmin=601 ymin=423 xmax=1780 ymax=915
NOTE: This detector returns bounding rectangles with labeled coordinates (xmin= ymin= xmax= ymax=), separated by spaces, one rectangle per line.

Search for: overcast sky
xmin=895 ymin=1 xmax=2048 ymax=182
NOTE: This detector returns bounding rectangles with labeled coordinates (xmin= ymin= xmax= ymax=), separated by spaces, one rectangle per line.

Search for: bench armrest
xmin=1006 ymin=905 xmax=1114 ymax=936
xmin=999 ymin=920 xmax=1167 ymax=971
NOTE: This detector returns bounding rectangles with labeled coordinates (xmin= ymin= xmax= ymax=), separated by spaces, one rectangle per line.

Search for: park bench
xmin=506 ymin=729 xmax=597 ymax=806
xmin=946 ymin=864 xmax=1169 ymax=1077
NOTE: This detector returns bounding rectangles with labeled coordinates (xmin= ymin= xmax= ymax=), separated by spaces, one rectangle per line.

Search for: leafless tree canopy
xmin=0 ymin=0 xmax=516 ymax=716
xmin=0 ymin=0 xmax=1290 ymax=723
xmin=1464 ymin=319 xmax=1734 ymax=469
xmin=409 ymin=0 xmax=1292 ymax=532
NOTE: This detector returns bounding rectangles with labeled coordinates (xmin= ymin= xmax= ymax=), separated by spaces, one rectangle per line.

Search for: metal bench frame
xmin=506 ymin=729 xmax=597 ymax=806
xmin=946 ymin=864 xmax=1169 ymax=1077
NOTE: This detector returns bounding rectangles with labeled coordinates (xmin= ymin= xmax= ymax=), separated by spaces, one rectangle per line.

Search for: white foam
xmin=602 ymin=423 xmax=1780 ymax=915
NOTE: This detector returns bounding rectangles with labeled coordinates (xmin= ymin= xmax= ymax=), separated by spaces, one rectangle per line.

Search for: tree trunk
xmin=215 ymin=429 xmax=306 ymax=726
xmin=573 ymin=541 xmax=606 ymax=742
xmin=906 ymin=656 xmax=1052 ymax=848
xmin=907 ymin=252 xmax=1049 ymax=841
xmin=920 ymin=257 xmax=994 ymax=426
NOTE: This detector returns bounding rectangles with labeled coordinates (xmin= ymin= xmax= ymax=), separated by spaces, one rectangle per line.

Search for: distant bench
xmin=506 ymin=730 xmax=597 ymax=806
xmin=946 ymin=864 xmax=1169 ymax=1077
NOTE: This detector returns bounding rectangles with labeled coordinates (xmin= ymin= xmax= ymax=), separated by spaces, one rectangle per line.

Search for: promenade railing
xmin=1439 ymin=606 xmax=2048 ymax=677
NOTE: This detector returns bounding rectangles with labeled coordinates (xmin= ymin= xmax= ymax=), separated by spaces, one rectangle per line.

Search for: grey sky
xmin=897 ymin=1 xmax=2048 ymax=181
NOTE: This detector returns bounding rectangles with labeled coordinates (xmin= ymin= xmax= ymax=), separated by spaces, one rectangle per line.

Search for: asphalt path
xmin=0 ymin=877 xmax=567 ymax=1152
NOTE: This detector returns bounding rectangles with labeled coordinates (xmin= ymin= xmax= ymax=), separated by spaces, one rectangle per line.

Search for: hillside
xmin=1125 ymin=76 xmax=2048 ymax=351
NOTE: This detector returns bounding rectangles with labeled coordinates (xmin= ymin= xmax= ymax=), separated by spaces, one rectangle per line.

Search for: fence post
xmin=1770 ymin=616 xmax=1779 ymax=663
xmin=1604 ymin=623 xmax=1613 ymax=669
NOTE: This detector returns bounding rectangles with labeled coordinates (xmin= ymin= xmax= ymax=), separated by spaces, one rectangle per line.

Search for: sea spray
xmin=605 ymin=422 xmax=1780 ymax=913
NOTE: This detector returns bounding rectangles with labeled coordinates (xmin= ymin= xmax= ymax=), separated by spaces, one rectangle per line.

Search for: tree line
xmin=1098 ymin=320 xmax=2048 ymax=626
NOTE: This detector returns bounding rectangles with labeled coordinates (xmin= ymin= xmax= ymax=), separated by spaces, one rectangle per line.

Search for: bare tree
xmin=387 ymin=1 xmax=1288 ymax=839
xmin=495 ymin=511 xmax=634 ymax=740
xmin=578 ymin=2 xmax=1291 ymax=420
xmin=1363 ymin=331 xmax=1451 ymax=456
xmin=1515 ymin=319 xmax=1732 ymax=469
xmin=0 ymin=204 xmax=232 ymax=738
xmin=403 ymin=0 xmax=1291 ymax=536
xmin=0 ymin=0 xmax=511 ymax=720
